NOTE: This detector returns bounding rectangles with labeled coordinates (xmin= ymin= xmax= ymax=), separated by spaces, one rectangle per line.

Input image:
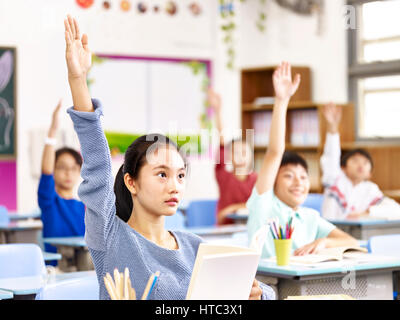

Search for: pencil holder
xmin=273 ymin=239 xmax=292 ymax=266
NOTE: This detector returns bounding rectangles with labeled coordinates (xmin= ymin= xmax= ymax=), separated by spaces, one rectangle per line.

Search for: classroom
xmin=0 ymin=0 xmax=400 ymax=305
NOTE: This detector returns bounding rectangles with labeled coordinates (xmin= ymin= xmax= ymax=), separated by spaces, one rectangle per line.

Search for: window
xmin=348 ymin=0 xmax=400 ymax=139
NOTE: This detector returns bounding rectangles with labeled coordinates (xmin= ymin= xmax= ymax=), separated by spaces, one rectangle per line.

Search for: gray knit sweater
xmin=68 ymin=99 xmax=275 ymax=300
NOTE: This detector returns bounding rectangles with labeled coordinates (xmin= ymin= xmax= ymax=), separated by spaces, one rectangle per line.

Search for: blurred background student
xmin=320 ymin=103 xmax=400 ymax=221
xmin=38 ymin=99 xmax=85 ymax=265
xmin=208 ymin=88 xmax=257 ymax=225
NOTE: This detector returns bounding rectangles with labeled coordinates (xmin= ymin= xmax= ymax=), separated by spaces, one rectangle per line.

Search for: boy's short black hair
xmin=340 ymin=148 xmax=373 ymax=169
xmin=55 ymin=147 xmax=83 ymax=167
xmin=280 ymin=151 xmax=308 ymax=172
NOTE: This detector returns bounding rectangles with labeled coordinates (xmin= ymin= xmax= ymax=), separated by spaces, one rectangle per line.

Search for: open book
xmin=288 ymin=246 xmax=368 ymax=264
xmin=186 ymin=226 xmax=268 ymax=300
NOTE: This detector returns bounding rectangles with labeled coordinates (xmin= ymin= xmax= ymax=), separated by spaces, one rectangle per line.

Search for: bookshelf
xmin=241 ymin=66 xmax=353 ymax=193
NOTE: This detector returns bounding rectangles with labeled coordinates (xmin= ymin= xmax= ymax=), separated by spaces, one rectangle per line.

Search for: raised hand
xmin=48 ymin=99 xmax=62 ymax=137
xmin=273 ymin=62 xmax=301 ymax=101
xmin=323 ymin=102 xmax=342 ymax=133
xmin=207 ymin=88 xmax=222 ymax=113
xmin=64 ymin=15 xmax=92 ymax=79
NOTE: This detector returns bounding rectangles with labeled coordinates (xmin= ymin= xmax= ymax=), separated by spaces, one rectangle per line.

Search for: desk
xmin=43 ymin=237 xmax=93 ymax=272
xmin=0 ymin=289 xmax=13 ymax=300
xmin=329 ymin=219 xmax=400 ymax=240
xmin=43 ymin=252 xmax=62 ymax=262
xmin=226 ymin=214 xmax=248 ymax=225
xmin=0 ymin=220 xmax=42 ymax=244
xmin=8 ymin=212 xmax=41 ymax=221
xmin=257 ymin=256 xmax=400 ymax=300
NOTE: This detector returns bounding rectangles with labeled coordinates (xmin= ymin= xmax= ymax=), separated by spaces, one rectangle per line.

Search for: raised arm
xmin=320 ymin=103 xmax=343 ymax=187
xmin=208 ymin=88 xmax=224 ymax=146
xmin=64 ymin=15 xmax=93 ymax=112
xmin=255 ymin=62 xmax=301 ymax=195
xmin=64 ymin=15 xmax=116 ymax=250
xmin=41 ymin=99 xmax=62 ymax=175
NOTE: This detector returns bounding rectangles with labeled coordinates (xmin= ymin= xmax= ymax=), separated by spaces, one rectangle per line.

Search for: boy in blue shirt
xmin=38 ymin=100 xmax=85 ymax=265
xmin=247 ymin=62 xmax=358 ymax=259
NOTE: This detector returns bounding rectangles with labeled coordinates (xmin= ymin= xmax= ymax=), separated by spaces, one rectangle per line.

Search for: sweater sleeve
xmin=320 ymin=133 xmax=342 ymax=188
xmin=67 ymin=99 xmax=117 ymax=251
xmin=37 ymin=174 xmax=57 ymax=209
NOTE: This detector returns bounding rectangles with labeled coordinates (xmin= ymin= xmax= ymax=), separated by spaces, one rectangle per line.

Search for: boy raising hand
xmin=247 ymin=63 xmax=357 ymax=258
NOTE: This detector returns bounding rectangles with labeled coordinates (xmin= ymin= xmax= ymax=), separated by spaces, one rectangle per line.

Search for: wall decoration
xmin=0 ymin=47 xmax=16 ymax=157
xmin=189 ymin=2 xmax=202 ymax=16
xmin=166 ymin=1 xmax=177 ymax=16
xmin=153 ymin=5 xmax=160 ymax=13
xmin=75 ymin=0 xmax=94 ymax=9
xmin=138 ymin=2 xmax=148 ymax=13
xmin=103 ymin=1 xmax=111 ymax=9
xmin=120 ymin=0 xmax=131 ymax=12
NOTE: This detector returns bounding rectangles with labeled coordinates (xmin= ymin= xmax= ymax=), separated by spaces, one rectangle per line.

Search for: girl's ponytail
xmin=114 ymin=164 xmax=133 ymax=222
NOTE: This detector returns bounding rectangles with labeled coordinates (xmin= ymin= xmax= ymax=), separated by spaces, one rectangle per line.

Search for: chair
xmin=164 ymin=210 xmax=186 ymax=231
xmin=35 ymin=274 xmax=99 ymax=300
xmin=368 ymin=234 xmax=400 ymax=300
xmin=368 ymin=234 xmax=400 ymax=257
xmin=0 ymin=243 xmax=46 ymax=278
xmin=185 ymin=200 xmax=217 ymax=227
xmin=0 ymin=205 xmax=10 ymax=226
xmin=302 ymin=193 xmax=324 ymax=214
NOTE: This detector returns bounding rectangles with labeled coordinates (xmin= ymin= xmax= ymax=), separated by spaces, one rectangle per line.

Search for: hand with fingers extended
xmin=323 ymin=102 xmax=342 ymax=134
xmin=273 ymin=61 xmax=301 ymax=102
xmin=64 ymin=15 xmax=92 ymax=80
xmin=48 ymin=99 xmax=62 ymax=138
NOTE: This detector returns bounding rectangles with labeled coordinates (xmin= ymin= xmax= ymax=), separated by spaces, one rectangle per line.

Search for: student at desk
xmin=62 ymin=15 xmax=274 ymax=300
xmin=246 ymin=62 xmax=358 ymax=258
xmin=208 ymin=88 xmax=256 ymax=225
xmin=38 ymin=99 xmax=85 ymax=264
xmin=320 ymin=103 xmax=400 ymax=221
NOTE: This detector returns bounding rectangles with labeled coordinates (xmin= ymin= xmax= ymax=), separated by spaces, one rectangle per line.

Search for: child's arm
xmin=64 ymin=15 xmax=116 ymax=251
xmin=294 ymin=228 xmax=358 ymax=256
xmin=41 ymin=100 xmax=62 ymax=175
xmin=208 ymin=88 xmax=224 ymax=146
xmin=255 ymin=62 xmax=301 ymax=195
xmin=320 ymin=103 xmax=343 ymax=187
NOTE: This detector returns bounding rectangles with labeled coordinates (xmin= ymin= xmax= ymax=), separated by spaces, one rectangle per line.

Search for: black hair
xmin=55 ymin=147 xmax=83 ymax=167
xmin=341 ymin=148 xmax=373 ymax=169
xmin=280 ymin=151 xmax=308 ymax=172
xmin=114 ymin=134 xmax=188 ymax=222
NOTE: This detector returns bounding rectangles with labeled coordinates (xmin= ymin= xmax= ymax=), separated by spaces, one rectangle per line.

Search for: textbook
xmin=186 ymin=243 xmax=261 ymax=300
xmin=288 ymin=246 xmax=368 ymax=264
xmin=186 ymin=226 xmax=268 ymax=300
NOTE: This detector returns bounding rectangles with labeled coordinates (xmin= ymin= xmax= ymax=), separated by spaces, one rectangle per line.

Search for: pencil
xmin=123 ymin=268 xmax=130 ymax=300
xmin=114 ymin=269 xmax=122 ymax=299
xmin=141 ymin=273 xmax=156 ymax=300
xmin=104 ymin=275 xmax=118 ymax=300
xmin=147 ymin=271 xmax=160 ymax=300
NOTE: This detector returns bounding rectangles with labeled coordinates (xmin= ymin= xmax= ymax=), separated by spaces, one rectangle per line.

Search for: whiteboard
xmin=88 ymin=55 xmax=211 ymax=136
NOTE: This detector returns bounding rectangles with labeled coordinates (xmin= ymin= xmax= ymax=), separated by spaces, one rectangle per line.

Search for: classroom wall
xmin=0 ymin=0 xmax=348 ymax=212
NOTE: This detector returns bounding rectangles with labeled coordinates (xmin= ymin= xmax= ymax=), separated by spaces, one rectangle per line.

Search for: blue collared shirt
xmin=247 ymin=188 xmax=336 ymax=259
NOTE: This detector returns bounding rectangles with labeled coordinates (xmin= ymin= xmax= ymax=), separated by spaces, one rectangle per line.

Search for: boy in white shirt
xmin=321 ymin=103 xmax=400 ymax=220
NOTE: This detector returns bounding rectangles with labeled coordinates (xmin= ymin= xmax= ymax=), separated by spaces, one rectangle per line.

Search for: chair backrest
xmin=0 ymin=205 xmax=10 ymax=226
xmin=36 ymin=275 xmax=99 ymax=300
xmin=368 ymin=234 xmax=400 ymax=256
xmin=164 ymin=210 xmax=186 ymax=231
xmin=185 ymin=200 xmax=217 ymax=227
xmin=0 ymin=243 xmax=46 ymax=278
xmin=302 ymin=193 xmax=324 ymax=214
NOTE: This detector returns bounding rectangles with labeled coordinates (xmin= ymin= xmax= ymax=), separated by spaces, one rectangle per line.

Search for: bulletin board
xmin=0 ymin=47 xmax=16 ymax=158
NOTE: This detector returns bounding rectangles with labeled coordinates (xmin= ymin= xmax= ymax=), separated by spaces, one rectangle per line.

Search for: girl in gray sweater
xmin=64 ymin=15 xmax=274 ymax=300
